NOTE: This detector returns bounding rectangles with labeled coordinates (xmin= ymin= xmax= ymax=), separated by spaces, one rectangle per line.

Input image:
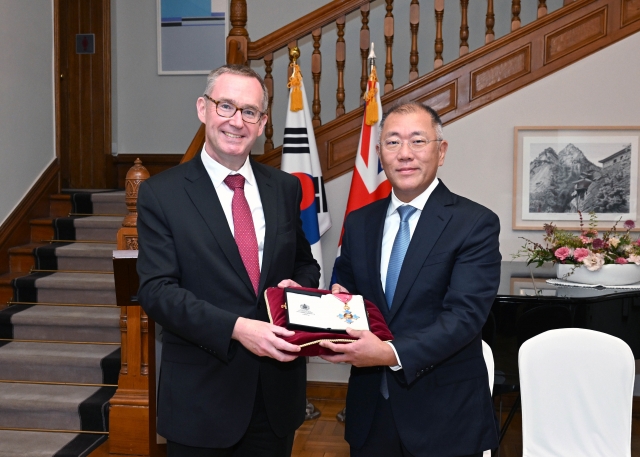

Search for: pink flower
xmin=635 ymin=239 xmax=640 ymax=247
xmin=583 ymin=253 xmax=605 ymax=271
xmin=573 ymin=248 xmax=590 ymax=262
xmin=580 ymin=235 xmax=591 ymax=244
xmin=624 ymin=220 xmax=635 ymax=230
xmin=592 ymin=238 xmax=604 ymax=250
xmin=615 ymin=257 xmax=628 ymax=264
xmin=554 ymin=247 xmax=571 ymax=261
xmin=628 ymin=254 xmax=640 ymax=265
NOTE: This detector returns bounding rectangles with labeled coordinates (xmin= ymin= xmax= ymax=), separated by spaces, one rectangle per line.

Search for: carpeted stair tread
xmin=2 ymin=305 xmax=120 ymax=342
xmin=0 ymin=430 xmax=105 ymax=457
xmin=90 ymin=191 xmax=127 ymax=215
xmin=0 ymin=383 xmax=115 ymax=431
xmin=0 ymin=342 xmax=120 ymax=384
xmin=35 ymin=243 xmax=116 ymax=272
xmin=24 ymin=273 xmax=116 ymax=305
xmin=56 ymin=217 xmax=123 ymax=242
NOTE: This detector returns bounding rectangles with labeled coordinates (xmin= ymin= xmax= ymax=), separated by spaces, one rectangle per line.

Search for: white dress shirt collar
xmin=387 ymin=177 xmax=440 ymax=216
xmin=200 ymin=148 xmax=257 ymax=189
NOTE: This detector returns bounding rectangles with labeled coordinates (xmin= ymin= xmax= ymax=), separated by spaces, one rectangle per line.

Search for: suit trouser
xmin=350 ymin=393 xmax=483 ymax=457
xmin=167 ymin=378 xmax=295 ymax=457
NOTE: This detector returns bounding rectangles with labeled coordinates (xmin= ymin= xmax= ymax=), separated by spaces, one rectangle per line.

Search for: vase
xmin=556 ymin=263 xmax=640 ymax=286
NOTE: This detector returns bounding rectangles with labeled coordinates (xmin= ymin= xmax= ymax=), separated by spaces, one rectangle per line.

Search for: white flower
xmin=609 ymin=237 xmax=620 ymax=248
xmin=583 ymin=252 xmax=605 ymax=271
xmin=628 ymin=254 xmax=640 ymax=265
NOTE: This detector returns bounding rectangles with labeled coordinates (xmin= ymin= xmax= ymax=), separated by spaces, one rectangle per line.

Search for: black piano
xmin=487 ymin=262 xmax=640 ymax=440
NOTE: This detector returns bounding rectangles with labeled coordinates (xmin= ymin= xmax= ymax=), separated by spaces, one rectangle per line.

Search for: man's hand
xmin=232 ymin=317 xmax=301 ymax=362
xmin=319 ymin=327 xmax=398 ymax=367
xmin=331 ymin=283 xmax=349 ymax=294
xmin=278 ymin=279 xmax=301 ymax=288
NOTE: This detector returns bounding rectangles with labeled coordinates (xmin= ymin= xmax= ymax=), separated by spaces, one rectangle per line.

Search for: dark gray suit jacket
xmin=335 ymin=181 xmax=500 ymax=456
xmin=136 ymin=155 xmax=320 ymax=448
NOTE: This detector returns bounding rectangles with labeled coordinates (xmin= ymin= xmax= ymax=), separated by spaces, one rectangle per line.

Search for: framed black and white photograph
xmin=157 ymin=0 xmax=228 ymax=75
xmin=513 ymin=127 xmax=640 ymax=230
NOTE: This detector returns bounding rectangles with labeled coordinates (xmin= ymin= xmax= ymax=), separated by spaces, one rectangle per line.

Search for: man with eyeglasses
xmin=320 ymin=102 xmax=501 ymax=456
xmin=136 ymin=65 xmax=320 ymax=456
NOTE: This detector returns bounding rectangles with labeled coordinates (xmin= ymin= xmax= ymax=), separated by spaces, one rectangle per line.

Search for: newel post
xmin=110 ymin=159 xmax=161 ymax=456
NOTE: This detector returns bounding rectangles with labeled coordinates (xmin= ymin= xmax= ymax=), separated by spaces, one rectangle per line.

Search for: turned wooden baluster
xmin=434 ymin=0 xmax=444 ymax=69
xmin=264 ymin=53 xmax=274 ymax=152
xmin=336 ymin=16 xmax=346 ymax=117
xmin=409 ymin=0 xmax=420 ymax=81
xmin=312 ymin=29 xmax=322 ymax=127
xmin=459 ymin=0 xmax=469 ymax=56
xmin=227 ymin=0 xmax=248 ymax=64
xmin=538 ymin=0 xmax=548 ymax=18
xmin=384 ymin=0 xmax=394 ymax=93
xmin=360 ymin=4 xmax=370 ymax=100
xmin=511 ymin=0 xmax=521 ymax=31
xmin=485 ymin=0 xmax=495 ymax=44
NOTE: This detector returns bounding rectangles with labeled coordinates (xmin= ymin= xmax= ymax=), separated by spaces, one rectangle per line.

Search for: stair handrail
xmin=247 ymin=0 xmax=369 ymax=60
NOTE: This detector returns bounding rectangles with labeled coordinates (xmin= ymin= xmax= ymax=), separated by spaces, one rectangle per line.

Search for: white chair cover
xmin=519 ymin=328 xmax=635 ymax=457
xmin=481 ymin=341 xmax=495 ymax=457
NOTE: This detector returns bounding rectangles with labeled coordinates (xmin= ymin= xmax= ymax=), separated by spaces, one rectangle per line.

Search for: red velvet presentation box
xmin=264 ymin=286 xmax=394 ymax=357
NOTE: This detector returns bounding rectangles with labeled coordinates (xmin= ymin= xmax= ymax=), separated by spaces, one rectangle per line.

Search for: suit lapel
xmin=387 ymin=183 xmax=454 ymax=323
xmin=183 ymin=155 xmax=256 ymax=296
xmin=365 ymin=198 xmax=390 ymax=315
xmin=252 ymin=160 xmax=277 ymax=295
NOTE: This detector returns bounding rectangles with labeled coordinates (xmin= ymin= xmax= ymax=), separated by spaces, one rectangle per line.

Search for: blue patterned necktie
xmin=385 ymin=205 xmax=417 ymax=309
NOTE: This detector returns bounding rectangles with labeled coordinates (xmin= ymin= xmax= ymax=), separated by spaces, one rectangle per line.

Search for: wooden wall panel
xmin=112 ymin=154 xmax=182 ymax=188
xmin=622 ymin=0 xmax=640 ymax=26
xmin=416 ymin=82 xmax=457 ymax=116
xmin=545 ymin=7 xmax=607 ymax=63
xmin=471 ymin=45 xmax=531 ymax=100
xmin=327 ymin=127 xmax=362 ymax=170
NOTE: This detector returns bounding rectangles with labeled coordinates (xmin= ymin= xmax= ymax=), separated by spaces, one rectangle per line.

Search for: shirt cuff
xmin=386 ymin=342 xmax=402 ymax=371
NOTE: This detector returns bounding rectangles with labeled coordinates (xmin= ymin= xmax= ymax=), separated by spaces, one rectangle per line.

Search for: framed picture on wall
xmin=513 ymin=126 xmax=640 ymax=230
xmin=157 ymin=0 xmax=228 ymax=75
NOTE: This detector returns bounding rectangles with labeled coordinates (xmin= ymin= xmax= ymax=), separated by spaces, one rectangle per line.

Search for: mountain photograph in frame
xmin=513 ymin=127 xmax=640 ymax=230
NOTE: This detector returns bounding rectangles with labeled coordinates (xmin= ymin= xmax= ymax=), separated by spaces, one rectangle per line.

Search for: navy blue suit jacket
xmin=335 ymin=181 xmax=500 ymax=456
xmin=136 ymin=155 xmax=320 ymax=448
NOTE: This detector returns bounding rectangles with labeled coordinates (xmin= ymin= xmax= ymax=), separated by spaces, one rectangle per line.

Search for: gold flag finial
xmin=287 ymin=47 xmax=303 ymax=111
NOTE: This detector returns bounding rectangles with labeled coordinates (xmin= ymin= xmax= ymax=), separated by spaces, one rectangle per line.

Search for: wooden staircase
xmin=0 ymin=194 xmax=72 ymax=306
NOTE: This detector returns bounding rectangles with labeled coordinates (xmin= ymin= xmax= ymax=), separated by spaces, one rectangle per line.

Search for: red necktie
xmin=224 ymin=174 xmax=260 ymax=294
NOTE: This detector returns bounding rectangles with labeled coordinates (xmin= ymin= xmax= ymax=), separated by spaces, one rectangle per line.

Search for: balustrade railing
xmin=180 ymin=0 xmax=578 ymax=165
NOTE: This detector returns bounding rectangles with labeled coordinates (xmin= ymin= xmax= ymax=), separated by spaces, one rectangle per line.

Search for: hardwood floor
xmin=92 ymin=396 xmax=640 ymax=456
xmin=292 ymin=399 xmax=349 ymax=457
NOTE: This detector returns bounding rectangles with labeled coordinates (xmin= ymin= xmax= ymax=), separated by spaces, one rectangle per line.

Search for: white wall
xmin=0 ymin=0 xmax=55 ymax=226
xmin=319 ymin=32 xmax=640 ymax=274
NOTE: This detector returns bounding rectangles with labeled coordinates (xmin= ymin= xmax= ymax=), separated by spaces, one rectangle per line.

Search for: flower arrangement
xmin=516 ymin=212 xmax=640 ymax=271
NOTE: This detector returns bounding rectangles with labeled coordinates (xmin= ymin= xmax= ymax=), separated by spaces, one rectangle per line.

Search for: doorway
xmin=56 ymin=0 xmax=111 ymax=189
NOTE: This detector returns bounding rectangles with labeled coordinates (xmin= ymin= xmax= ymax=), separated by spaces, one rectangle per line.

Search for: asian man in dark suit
xmin=136 ymin=65 xmax=320 ymax=457
xmin=321 ymin=102 xmax=500 ymax=457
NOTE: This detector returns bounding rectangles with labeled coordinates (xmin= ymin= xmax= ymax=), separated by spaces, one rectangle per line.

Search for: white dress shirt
xmin=201 ymin=148 xmax=266 ymax=268
xmin=381 ymin=178 xmax=440 ymax=370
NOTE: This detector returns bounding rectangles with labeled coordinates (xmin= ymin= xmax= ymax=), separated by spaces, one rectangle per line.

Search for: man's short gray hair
xmin=378 ymin=102 xmax=444 ymax=142
xmin=203 ymin=64 xmax=269 ymax=112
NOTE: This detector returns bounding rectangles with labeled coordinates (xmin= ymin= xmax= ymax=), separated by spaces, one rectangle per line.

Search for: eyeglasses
xmin=203 ymin=94 xmax=264 ymax=124
xmin=381 ymin=137 xmax=442 ymax=152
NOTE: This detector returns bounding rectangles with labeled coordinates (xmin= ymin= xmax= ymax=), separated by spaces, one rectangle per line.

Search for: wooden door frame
xmin=54 ymin=0 xmax=112 ymax=189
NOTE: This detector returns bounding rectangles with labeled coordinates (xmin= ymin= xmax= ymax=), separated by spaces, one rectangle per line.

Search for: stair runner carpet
xmin=0 ymin=190 xmax=125 ymax=457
